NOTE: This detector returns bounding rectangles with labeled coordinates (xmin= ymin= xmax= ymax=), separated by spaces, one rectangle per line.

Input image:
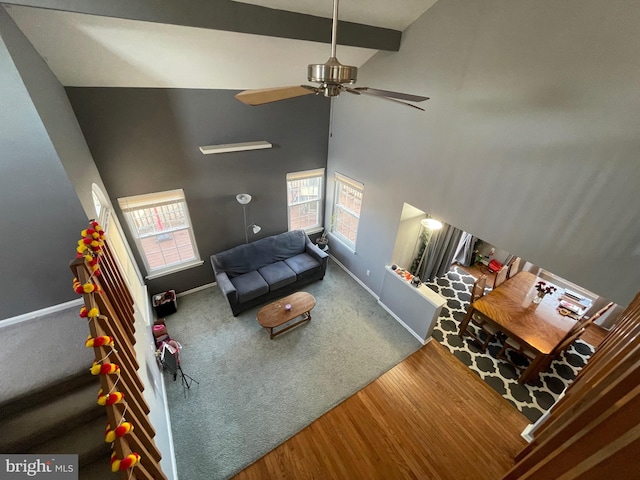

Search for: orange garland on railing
xmin=97 ymin=389 xmax=125 ymax=406
xmin=105 ymin=422 xmax=134 ymax=443
xmin=85 ymin=335 xmax=114 ymax=348
xmin=110 ymin=452 xmax=140 ymax=472
xmin=72 ymin=221 xmax=141 ymax=475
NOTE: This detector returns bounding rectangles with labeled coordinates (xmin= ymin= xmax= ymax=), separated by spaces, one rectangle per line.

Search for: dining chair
xmin=460 ymin=275 xmax=500 ymax=351
xmin=471 ymin=274 xmax=488 ymax=303
xmin=566 ymin=301 xmax=615 ymax=340
xmin=507 ymin=256 xmax=521 ymax=279
xmin=497 ymin=301 xmax=615 ymax=381
xmin=493 ymin=265 xmax=509 ymax=289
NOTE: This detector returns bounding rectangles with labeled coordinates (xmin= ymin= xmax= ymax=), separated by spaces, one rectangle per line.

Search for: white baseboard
xmin=330 ymin=255 xmax=428 ymax=345
xmin=176 ymin=282 xmax=216 ymax=297
xmin=377 ymin=300 xmax=430 ymax=345
xmin=0 ymin=298 xmax=84 ymax=328
xmin=328 ymin=254 xmax=379 ymax=300
xmin=520 ymin=423 xmax=536 ymax=442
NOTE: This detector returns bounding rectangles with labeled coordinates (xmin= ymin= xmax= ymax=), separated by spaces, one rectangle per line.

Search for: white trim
xmin=334 ymin=171 xmax=364 ymax=190
xmin=328 ymin=232 xmax=357 ymax=254
xmin=118 ymin=189 xmax=186 ymax=211
xmin=286 ymin=168 xmax=325 ymax=181
xmin=377 ymin=300 xmax=430 ymax=345
xmin=520 ymin=423 xmax=536 ymax=443
xmin=176 ymin=283 xmax=216 ymax=297
xmin=132 ymin=289 xmax=179 ymax=480
xmin=0 ymin=298 xmax=84 ymax=328
xmin=328 ymin=254 xmax=378 ymax=300
xmin=118 ymin=189 xmax=202 ymax=276
xmin=331 ymin=172 xmax=363 ymax=251
xmin=145 ymin=260 xmax=205 ymax=280
xmin=520 ymin=391 xmax=562 ymax=442
xmin=287 ymin=168 xmax=325 ymax=233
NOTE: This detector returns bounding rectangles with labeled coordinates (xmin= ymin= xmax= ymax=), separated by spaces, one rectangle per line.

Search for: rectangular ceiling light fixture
xmin=199 ymin=141 xmax=272 ymax=154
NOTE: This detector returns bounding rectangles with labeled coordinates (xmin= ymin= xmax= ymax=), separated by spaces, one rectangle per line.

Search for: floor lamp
xmin=413 ymin=217 xmax=443 ymax=276
xmin=236 ymin=193 xmax=261 ymax=243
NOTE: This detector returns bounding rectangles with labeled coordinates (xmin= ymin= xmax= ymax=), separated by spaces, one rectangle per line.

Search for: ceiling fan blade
xmin=235 ymin=86 xmax=318 ymax=106
xmin=351 ymin=87 xmax=429 ymax=103
xmin=344 ymin=86 xmax=426 ymax=111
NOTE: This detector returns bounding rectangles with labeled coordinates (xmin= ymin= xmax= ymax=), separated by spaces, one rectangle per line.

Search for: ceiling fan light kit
xmin=199 ymin=141 xmax=272 ymax=154
xmin=307 ymin=57 xmax=357 ymax=91
xmin=236 ymin=193 xmax=252 ymax=205
xmin=235 ymin=0 xmax=429 ymax=111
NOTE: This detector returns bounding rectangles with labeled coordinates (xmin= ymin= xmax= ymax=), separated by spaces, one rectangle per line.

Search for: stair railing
xmin=70 ymin=222 xmax=167 ymax=480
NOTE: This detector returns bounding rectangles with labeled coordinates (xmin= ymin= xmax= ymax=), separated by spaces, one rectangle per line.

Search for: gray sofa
xmin=210 ymin=230 xmax=328 ymax=316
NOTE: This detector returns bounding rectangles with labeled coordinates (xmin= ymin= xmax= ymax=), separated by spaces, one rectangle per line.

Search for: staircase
xmin=0 ymin=372 xmax=113 ymax=479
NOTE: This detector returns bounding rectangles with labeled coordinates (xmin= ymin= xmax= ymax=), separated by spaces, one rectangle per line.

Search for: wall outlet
xmin=366 ymin=269 xmax=371 ymax=276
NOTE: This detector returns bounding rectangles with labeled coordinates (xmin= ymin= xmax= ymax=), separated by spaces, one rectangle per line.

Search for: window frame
xmin=117 ymin=189 xmax=203 ymax=279
xmin=331 ymin=172 xmax=364 ymax=251
xmin=286 ymin=168 xmax=325 ymax=234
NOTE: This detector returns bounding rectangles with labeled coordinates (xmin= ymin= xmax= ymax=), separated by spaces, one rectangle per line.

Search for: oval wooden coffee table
xmin=256 ymin=291 xmax=316 ymax=339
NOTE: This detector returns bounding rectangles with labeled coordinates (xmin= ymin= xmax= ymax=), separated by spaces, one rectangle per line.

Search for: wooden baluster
xmin=103 ymin=242 xmax=135 ymax=313
xmin=70 ymin=224 xmax=167 ymax=480
xmin=503 ymin=291 xmax=640 ymax=479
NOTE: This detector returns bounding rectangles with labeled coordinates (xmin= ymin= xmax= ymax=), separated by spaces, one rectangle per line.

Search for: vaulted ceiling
xmin=4 ymin=0 xmax=438 ymax=89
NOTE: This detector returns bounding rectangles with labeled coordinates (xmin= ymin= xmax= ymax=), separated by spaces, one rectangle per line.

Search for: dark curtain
xmin=418 ymin=223 xmax=466 ymax=281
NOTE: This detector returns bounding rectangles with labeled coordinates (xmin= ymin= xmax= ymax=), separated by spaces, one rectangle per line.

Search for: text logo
xmin=0 ymin=455 xmax=78 ymax=479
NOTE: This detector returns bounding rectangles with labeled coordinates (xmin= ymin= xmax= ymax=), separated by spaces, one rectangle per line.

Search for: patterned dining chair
xmin=460 ymin=274 xmax=500 ymax=351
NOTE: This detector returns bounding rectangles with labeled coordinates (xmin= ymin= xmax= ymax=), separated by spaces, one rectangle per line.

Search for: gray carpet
xmin=163 ymin=259 xmax=421 ymax=480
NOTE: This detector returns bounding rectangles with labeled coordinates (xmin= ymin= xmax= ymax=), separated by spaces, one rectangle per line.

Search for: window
xmin=287 ymin=168 xmax=324 ymax=232
xmin=118 ymin=189 xmax=202 ymax=279
xmin=332 ymin=173 xmax=364 ymax=250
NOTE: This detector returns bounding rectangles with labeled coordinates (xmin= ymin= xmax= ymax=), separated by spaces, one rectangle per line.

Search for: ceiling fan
xmin=235 ymin=0 xmax=429 ymax=111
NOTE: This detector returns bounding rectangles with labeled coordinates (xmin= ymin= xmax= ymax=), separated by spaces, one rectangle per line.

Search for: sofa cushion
xmin=267 ymin=230 xmax=307 ymax=261
xmin=230 ymin=270 xmax=269 ymax=303
xmin=212 ymin=230 xmax=307 ymax=277
xmin=285 ymin=253 xmax=322 ymax=279
xmin=258 ymin=261 xmax=297 ymax=291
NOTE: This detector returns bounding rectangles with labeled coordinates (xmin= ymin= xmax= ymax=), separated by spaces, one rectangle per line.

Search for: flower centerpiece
xmin=533 ymin=280 xmax=557 ymax=304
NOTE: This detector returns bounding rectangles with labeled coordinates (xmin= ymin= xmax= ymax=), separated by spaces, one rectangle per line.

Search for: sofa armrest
xmin=305 ymin=236 xmax=329 ymax=274
xmin=213 ymin=270 xmax=238 ymax=304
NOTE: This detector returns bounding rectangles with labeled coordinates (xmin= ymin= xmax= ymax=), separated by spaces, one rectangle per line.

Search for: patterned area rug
xmin=424 ymin=266 xmax=595 ymax=423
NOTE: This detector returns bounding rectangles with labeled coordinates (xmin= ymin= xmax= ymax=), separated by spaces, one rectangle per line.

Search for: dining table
xmin=458 ymin=271 xmax=580 ymax=384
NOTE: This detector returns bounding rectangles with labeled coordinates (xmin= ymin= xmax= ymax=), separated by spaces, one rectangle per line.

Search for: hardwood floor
xmin=233 ymin=342 xmax=529 ymax=480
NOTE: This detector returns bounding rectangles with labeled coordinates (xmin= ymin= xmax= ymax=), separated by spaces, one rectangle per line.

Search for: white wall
xmin=327 ymin=0 xmax=640 ymax=306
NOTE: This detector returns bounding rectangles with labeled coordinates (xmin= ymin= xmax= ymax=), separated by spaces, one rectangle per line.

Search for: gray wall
xmin=1 ymin=6 xmax=110 ymax=222
xmin=327 ymin=0 xmax=640 ymax=307
xmin=66 ymin=88 xmax=331 ymax=295
xmin=0 ymin=8 xmax=88 ymax=320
